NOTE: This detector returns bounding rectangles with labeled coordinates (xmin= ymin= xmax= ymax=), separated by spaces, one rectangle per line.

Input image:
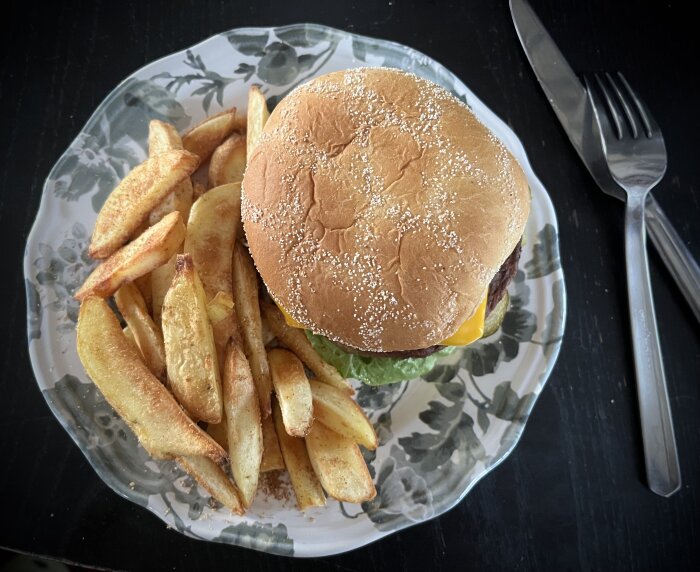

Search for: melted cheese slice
xmin=276 ymin=295 xmax=487 ymax=347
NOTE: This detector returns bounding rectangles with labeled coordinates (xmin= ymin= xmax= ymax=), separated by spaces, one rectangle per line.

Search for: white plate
xmin=24 ymin=24 xmax=566 ymax=557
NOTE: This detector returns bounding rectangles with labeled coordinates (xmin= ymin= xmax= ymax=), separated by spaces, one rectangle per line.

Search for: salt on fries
xmin=74 ymin=91 xmax=378 ymax=514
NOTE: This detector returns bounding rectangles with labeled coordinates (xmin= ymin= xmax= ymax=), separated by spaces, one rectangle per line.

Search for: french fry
xmin=207 ymin=291 xmax=234 ymax=325
xmin=149 ymin=119 xmax=183 ymax=154
xmin=89 ymin=150 xmax=198 ymax=259
xmin=260 ymin=299 xmax=353 ymax=394
xmin=183 ymin=108 xmax=240 ymax=162
xmin=133 ymin=273 xmax=153 ymax=315
xmin=247 ymin=86 xmax=269 ymax=163
xmin=267 ymin=348 xmax=313 ymax=437
xmin=209 ymin=132 xmax=247 ymax=187
xmin=184 ymin=183 xmax=242 ymax=368
xmin=192 ymin=181 xmax=207 ymax=199
xmin=207 ymin=419 xmax=228 ymax=450
xmin=305 ymin=422 xmax=376 ymax=504
xmin=233 ymin=243 xmax=273 ymax=416
xmin=260 ymin=413 xmax=285 ymax=472
xmin=222 ymin=342 xmax=263 ymax=508
xmin=76 ymin=296 xmax=226 ymax=464
xmin=162 ymin=254 xmax=223 ymax=423
xmin=76 ymin=211 xmax=185 ymax=301
xmin=148 ymin=120 xmax=194 ymax=226
xmin=309 ymin=379 xmax=377 ymax=450
xmin=151 ymin=253 xmax=177 ymax=326
xmin=122 ymin=326 xmax=140 ymax=355
xmin=178 ymin=455 xmax=243 ymax=515
xmin=272 ymin=400 xmax=325 ymax=510
xmin=261 ymin=318 xmax=276 ymax=347
xmin=114 ymin=283 xmax=167 ymax=381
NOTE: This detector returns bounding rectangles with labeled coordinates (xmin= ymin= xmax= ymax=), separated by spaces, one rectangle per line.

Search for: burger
xmin=242 ymin=68 xmax=530 ymax=385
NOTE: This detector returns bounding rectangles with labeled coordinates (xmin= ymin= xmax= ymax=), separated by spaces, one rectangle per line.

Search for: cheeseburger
xmin=242 ymin=68 xmax=529 ymax=384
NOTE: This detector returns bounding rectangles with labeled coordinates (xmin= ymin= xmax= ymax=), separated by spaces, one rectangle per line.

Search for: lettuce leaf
xmin=306 ymin=332 xmax=456 ymax=386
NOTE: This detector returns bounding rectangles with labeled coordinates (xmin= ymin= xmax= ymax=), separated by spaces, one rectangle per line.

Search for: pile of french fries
xmin=74 ymin=87 xmax=377 ymax=514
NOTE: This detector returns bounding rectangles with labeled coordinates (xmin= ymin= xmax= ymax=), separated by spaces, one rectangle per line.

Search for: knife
xmin=510 ymin=0 xmax=700 ymax=325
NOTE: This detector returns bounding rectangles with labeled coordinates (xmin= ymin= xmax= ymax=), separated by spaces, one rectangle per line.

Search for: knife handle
xmin=646 ymin=194 xmax=700 ymax=324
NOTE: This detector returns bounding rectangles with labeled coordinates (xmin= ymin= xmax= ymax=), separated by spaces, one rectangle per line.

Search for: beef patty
xmin=343 ymin=241 xmax=522 ymax=358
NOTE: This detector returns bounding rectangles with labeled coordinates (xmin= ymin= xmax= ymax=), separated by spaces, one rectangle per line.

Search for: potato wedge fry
xmin=89 ymin=150 xmax=198 ymax=259
xmin=162 ymin=254 xmax=223 ymax=423
xmin=305 ymin=422 xmax=376 ymax=504
xmin=122 ymin=326 xmax=140 ymax=355
xmin=267 ymin=348 xmax=313 ymax=437
xmin=183 ymin=108 xmax=240 ymax=162
xmin=247 ymin=86 xmax=269 ymax=163
xmin=233 ymin=243 xmax=273 ymax=416
xmin=272 ymin=400 xmax=325 ymax=510
xmin=76 ymin=297 xmax=226 ymax=464
xmin=148 ymin=120 xmax=194 ymax=226
xmin=133 ymin=273 xmax=153 ymax=315
xmin=260 ymin=299 xmax=353 ymax=394
xmin=207 ymin=419 xmax=228 ymax=450
xmin=209 ymin=132 xmax=247 ymax=187
xmin=178 ymin=455 xmax=243 ymax=514
xmin=76 ymin=211 xmax=185 ymax=301
xmin=149 ymin=181 xmax=193 ymax=227
xmin=223 ymin=342 xmax=263 ymax=508
xmin=115 ymin=283 xmax=166 ymax=381
xmin=184 ymin=183 xmax=242 ymax=368
xmin=261 ymin=319 xmax=276 ymax=347
xmin=148 ymin=119 xmax=182 ymax=154
xmin=207 ymin=291 xmax=234 ymax=325
xmin=151 ymin=253 xmax=177 ymax=326
xmin=309 ymin=380 xmax=377 ymax=450
xmin=260 ymin=413 xmax=285 ymax=472
xmin=192 ymin=180 xmax=207 ymax=199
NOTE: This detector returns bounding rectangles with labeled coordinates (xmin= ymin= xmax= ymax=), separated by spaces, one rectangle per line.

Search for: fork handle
xmin=626 ymin=193 xmax=681 ymax=497
xmin=646 ymin=194 xmax=700 ymax=324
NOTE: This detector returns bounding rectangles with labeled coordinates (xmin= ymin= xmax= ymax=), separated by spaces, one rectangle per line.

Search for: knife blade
xmin=510 ymin=0 xmax=700 ymax=324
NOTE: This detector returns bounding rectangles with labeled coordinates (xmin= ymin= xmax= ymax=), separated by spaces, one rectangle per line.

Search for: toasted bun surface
xmin=242 ymin=68 xmax=529 ymax=352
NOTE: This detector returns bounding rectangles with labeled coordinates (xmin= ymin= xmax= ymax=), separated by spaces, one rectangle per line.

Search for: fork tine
xmin=585 ymin=75 xmax=618 ymax=147
xmin=593 ymin=73 xmax=623 ymax=140
xmin=617 ymin=72 xmax=655 ymax=138
xmin=605 ymin=72 xmax=640 ymax=139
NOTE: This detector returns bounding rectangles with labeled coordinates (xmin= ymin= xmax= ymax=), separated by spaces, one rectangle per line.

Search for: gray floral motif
xmin=399 ymin=376 xmax=486 ymax=475
xmin=525 ymin=224 xmax=561 ymax=279
xmin=539 ymin=278 xmax=566 ymax=359
xmin=351 ymin=37 xmax=369 ymax=62
xmin=356 ymin=380 xmax=406 ymax=411
xmin=153 ymin=50 xmax=239 ymax=114
xmin=226 ymin=31 xmax=270 ymax=55
xmin=361 ymin=446 xmax=434 ymax=531
xmin=33 ymin=223 xmax=94 ymax=330
xmin=26 ymin=279 xmax=42 ymax=341
xmin=122 ymin=79 xmax=190 ymax=132
xmin=469 ymin=380 xmax=537 ymax=433
xmin=355 ymin=381 xmax=408 ymax=478
xmin=51 ymin=131 xmax=139 ymax=211
xmin=155 ymin=34 xmax=339 ymax=114
xmin=216 ymin=522 xmax=294 ymax=556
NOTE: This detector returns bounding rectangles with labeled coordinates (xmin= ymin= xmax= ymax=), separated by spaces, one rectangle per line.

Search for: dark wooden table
xmin=2 ymin=1 xmax=699 ymax=570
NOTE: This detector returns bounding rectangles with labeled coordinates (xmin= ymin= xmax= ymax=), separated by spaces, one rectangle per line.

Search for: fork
xmin=585 ymin=72 xmax=681 ymax=497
